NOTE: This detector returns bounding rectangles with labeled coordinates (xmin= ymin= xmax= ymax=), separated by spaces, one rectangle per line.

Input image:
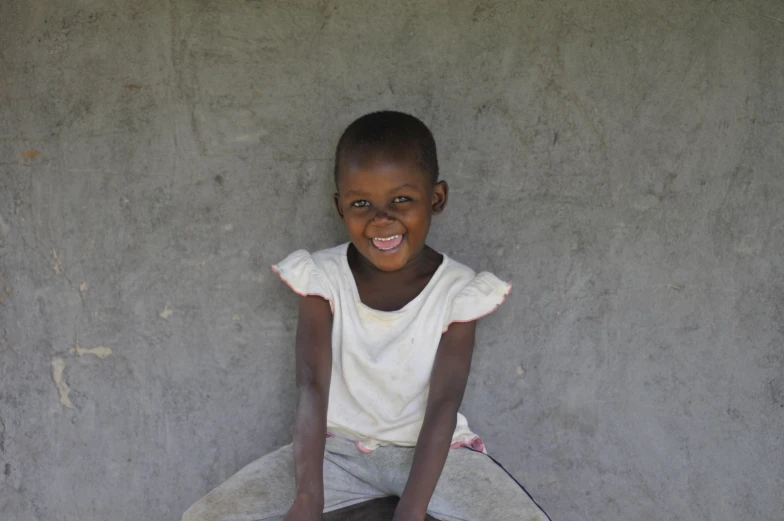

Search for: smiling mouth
xmin=371 ymin=234 xmax=404 ymax=251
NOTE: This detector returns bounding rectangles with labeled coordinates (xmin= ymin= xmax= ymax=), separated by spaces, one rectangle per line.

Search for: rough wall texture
xmin=1 ymin=1 xmax=783 ymax=520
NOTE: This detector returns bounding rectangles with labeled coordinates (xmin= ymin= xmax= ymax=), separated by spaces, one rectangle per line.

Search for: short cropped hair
xmin=333 ymin=111 xmax=439 ymax=187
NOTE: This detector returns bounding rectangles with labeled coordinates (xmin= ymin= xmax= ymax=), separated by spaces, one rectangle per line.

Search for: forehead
xmin=337 ymin=147 xmax=430 ymax=193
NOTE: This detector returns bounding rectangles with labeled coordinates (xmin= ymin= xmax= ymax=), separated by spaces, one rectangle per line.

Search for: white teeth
xmin=373 ymin=235 xmax=400 ymax=241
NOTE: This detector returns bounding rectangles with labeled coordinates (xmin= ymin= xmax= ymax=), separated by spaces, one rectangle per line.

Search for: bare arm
xmin=285 ymin=295 xmax=333 ymax=521
xmin=393 ymin=320 xmax=478 ymax=521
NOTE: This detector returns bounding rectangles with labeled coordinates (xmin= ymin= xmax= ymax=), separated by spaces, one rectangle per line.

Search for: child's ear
xmin=431 ymin=181 xmax=448 ymax=215
xmin=333 ymin=193 xmax=344 ymax=219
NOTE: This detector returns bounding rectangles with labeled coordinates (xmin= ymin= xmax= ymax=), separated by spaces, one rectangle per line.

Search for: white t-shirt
xmin=272 ymin=242 xmax=511 ymax=453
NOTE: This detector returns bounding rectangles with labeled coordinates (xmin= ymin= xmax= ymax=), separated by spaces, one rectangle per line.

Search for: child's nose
xmin=372 ymin=209 xmax=394 ymax=223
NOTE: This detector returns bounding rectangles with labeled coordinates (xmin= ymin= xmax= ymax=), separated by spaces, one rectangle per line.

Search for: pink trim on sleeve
xmin=270 ymin=264 xmax=335 ymax=314
xmin=442 ymin=280 xmax=512 ymax=334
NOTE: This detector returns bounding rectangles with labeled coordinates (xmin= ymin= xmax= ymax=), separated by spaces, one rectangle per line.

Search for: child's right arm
xmin=284 ymin=295 xmax=333 ymax=521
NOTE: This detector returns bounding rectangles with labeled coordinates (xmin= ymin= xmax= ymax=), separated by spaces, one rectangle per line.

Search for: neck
xmin=349 ymin=243 xmax=434 ymax=277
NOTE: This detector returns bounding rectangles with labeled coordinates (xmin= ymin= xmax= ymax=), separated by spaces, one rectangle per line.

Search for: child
xmin=183 ymin=112 xmax=550 ymax=521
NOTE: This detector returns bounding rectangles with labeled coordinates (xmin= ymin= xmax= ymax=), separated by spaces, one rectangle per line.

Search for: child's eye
xmin=351 ymin=200 xmax=370 ymax=208
xmin=392 ymin=196 xmax=411 ymax=203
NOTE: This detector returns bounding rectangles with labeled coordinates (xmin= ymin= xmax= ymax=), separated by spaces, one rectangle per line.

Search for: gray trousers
xmin=183 ymin=436 xmax=550 ymax=521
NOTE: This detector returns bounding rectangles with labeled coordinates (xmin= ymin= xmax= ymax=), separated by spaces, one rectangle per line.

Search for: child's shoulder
xmin=309 ymin=242 xmax=348 ymax=267
xmin=448 ymin=258 xmax=510 ymax=292
xmin=438 ymin=254 xmax=512 ymax=324
xmin=270 ymin=244 xmax=350 ymax=309
xmin=439 ymin=253 xmax=478 ymax=282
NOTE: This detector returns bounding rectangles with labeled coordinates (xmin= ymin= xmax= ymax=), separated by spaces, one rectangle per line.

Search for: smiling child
xmin=183 ymin=111 xmax=550 ymax=521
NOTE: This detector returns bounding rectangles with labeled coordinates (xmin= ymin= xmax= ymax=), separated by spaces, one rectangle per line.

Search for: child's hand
xmin=391 ymin=501 xmax=428 ymax=521
xmin=283 ymin=494 xmax=323 ymax=521
xmin=391 ymin=510 xmax=426 ymax=521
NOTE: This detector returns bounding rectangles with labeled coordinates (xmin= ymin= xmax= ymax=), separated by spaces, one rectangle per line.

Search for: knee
xmin=181 ymin=508 xmax=198 ymax=521
xmin=181 ymin=499 xmax=210 ymax=521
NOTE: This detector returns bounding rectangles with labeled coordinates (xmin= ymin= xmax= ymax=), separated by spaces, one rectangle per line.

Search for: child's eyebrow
xmin=344 ymin=183 xmax=421 ymax=197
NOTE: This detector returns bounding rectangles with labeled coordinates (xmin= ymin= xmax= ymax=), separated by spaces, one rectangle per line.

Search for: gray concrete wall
xmin=1 ymin=1 xmax=782 ymax=520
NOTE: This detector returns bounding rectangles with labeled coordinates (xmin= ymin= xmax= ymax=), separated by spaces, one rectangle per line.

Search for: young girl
xmin=183 ymin=112 xmax=550 ymax=521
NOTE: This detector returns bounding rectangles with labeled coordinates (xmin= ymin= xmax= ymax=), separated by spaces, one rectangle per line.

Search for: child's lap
xmin=182 ymin=439 xmax=547 ymax=521
xmin=182 ymin=441 xmax=386 ymax=521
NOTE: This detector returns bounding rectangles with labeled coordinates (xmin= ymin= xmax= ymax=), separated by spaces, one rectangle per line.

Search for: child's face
xmin=334 ymin=150 xmax=447 ymax=272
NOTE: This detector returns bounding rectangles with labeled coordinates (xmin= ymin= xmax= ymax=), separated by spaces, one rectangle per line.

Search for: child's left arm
xmin=393 ymin=320 xmax=478 ymax=521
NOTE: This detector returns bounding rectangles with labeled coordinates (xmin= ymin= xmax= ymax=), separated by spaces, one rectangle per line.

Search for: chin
xmin=362 ymin=242 xmax=410 ymax=272
xmin=368 ymin=252 xmax=407 ymax=272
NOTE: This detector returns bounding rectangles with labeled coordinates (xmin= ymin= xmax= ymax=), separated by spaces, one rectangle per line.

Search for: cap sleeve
xmin=271 ymin=250 xmax=335 ymax=313
xmin=443 ymin=272 xmax=511 ymax=332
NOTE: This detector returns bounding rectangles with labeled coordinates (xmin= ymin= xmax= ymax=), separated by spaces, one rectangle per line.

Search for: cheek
xmin=343 ymin=215 xmax=367 ymax=235
xmin=398 ymin=207 xmax=430 ymax=231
